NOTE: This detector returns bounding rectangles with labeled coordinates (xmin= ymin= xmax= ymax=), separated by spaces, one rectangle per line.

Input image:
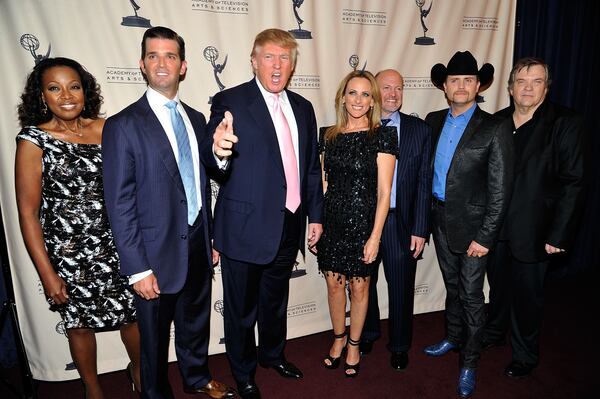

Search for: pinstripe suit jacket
xmin=393 ymin=112 xmax=433 ymax=247
xmin=103 ymin=95 xmax=214 ymax=294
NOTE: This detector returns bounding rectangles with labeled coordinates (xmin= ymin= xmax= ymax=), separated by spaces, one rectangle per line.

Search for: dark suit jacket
xmin=394 ymin=112 xmax=432 ymax=247
xmin=206 ymin=79 xmax=323 ymax=264
xmin=495 ymin=100 xmax=585 ymax=262
xmin=102 ymin=94 xmax=214 ymax=294
xmin=426 ymin=106 xmax=514 ymax=252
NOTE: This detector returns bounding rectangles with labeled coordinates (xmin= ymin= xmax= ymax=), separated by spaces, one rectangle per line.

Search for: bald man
xmin=360 ymin=69 xmax=432 ymax=370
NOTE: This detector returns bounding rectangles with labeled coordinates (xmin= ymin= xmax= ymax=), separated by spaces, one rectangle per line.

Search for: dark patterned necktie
xmin=381 ymin=118 xmax=391 ymax=127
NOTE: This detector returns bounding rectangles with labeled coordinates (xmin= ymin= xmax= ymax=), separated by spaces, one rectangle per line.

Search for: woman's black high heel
xmin=323 ymin=331 xmax=347 ymax=369
xmin=344 ymin=338 xmax=361 ymax=378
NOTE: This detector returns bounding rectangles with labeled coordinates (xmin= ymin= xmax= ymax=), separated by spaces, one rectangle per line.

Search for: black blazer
xmin=495 ymin=100 xmax=585 ymax=262
xmin=393 ymin=112 xmax=432 ymax=246
xmin=426 ymin=106 xmax=515 ymax=252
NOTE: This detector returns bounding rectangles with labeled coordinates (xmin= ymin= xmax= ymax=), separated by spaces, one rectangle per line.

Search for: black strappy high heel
xmin=344 ymin=337 xmax=361 ymax=378
xmin=323 ymin=331 xmax=347 ymax=369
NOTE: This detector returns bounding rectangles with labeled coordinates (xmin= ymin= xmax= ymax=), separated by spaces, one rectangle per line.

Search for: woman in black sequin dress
xmin=317 ymin=70 xmax=397 ymax=377
xmin=15 ymin=58 xmax=140 ymax=397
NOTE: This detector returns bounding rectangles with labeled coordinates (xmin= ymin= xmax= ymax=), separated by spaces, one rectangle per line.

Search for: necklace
xmin=56 ymin=118 xmax=84 ymax=137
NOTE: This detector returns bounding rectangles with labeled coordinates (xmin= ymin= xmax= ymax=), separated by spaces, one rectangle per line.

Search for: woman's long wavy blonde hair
xmin=324 ymin=70 xmax=382 ymax=142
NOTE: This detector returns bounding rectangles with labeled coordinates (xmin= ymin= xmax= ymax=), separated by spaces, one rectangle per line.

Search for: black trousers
xmin=362 ymin=211 xmax=418 ymax=353
xmin=485 ymin=241 xmax=548 ymax=367
xmin=431 ymin=202 xmax=486 ymax=369
xmin=221 ymin=210 xmax=301 ymax=384
xmin=135 ymin=218 xmax=212 ymax=399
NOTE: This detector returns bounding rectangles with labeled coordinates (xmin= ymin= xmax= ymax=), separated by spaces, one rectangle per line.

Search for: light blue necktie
xmin=165 ymin=100 xmax=198 ymax=225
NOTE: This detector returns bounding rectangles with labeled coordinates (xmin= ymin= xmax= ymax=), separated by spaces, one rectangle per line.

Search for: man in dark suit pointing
xmin=422 ymin=51 xmax=514 ymax=398
xmin=360 ymin=69 xmax=432 ymax=371
xmin=208 ymin=28 xmax=323 ymax=399
xmin=103 ymin=26 xmax=234 ymax=399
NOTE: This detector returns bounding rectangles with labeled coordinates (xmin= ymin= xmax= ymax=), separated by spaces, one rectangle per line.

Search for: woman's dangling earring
xmin=41 ymin=98 xmax=47 ymax=114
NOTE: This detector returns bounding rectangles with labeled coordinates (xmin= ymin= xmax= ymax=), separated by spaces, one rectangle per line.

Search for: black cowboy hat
xmin=431 ymin=50 xmax=494 ymax=91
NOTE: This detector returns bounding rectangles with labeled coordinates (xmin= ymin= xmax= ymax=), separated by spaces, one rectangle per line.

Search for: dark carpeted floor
xmin=2 ymin=266 xmax=598 ymax=399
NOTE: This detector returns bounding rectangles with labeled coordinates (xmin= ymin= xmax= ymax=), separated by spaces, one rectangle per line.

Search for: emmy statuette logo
xmin=204 ymin=46 xmax=227 ymax=104
xmin=20 ymin=34 xmax=50 ymax=64
xmin=414 ymin=0 xmax=435 ymax=45
xmin=210 ymin=180 xmax=220 ymax=203
xmin=289 ymin=0 xmax=312 ymax=39
xmin=345 ymin=282 xmax=351 ymax=318
xmin=290 ymin=260 xmax=307 ymax=278
xmin=213 ymin=300 xmax=226 ymax=344
xmin=348 ymin=54 xmax=367 ymax=72
xmin=121 ymin=0 xmax=152 ymax=28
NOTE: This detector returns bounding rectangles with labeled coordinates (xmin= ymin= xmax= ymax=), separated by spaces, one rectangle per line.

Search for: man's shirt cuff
xmin=129 ymin=269 xmax=153 ymax=285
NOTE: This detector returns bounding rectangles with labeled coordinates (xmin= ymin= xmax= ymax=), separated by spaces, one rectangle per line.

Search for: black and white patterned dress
xmin=317 ymin=126 xmax=398 ymax=279
xmin=17 ymin=126 xmax=136 ymax=330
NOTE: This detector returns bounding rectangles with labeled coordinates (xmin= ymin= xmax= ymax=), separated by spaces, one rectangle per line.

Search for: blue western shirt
xmin=385 ymin=112 xmax=401 ymax=208
xmin=432 ymin=103 xmax=477 ymax=201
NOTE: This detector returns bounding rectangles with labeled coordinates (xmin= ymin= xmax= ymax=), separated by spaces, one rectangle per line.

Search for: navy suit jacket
xmin=206 ymin=79 xmax=323 ymax=264
xmin=102 ymin=94 xmax=215 ymax=294
xmin=393 ymin=112 xmax=432 ymax=247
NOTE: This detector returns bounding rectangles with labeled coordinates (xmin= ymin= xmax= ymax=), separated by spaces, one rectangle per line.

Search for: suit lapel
xmin=138 ymin=96 xmax=185 ymax=194
xmin=453 ymin=106 xmax=483 ymax=157
xmin=288 ymin=91 xmax=306 ymax=187
xmin=429 ymin=109 xmax=448 ymax=169
xmin=396 ymin=113 xmax=412 ymax=180
xmin=182 ymin=102 xmax=204 ymax=168
xmin=183 ymin=101 xmax=207 ymax=179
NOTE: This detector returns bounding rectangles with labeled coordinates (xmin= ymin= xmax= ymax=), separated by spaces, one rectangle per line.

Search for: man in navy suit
xmin=103 ymin=26 xmax=234 ymax=399
xmin=208 ymin=28 xmax=323 ymax=399
xmin=360 ymin=69 xmax=432 ymax=371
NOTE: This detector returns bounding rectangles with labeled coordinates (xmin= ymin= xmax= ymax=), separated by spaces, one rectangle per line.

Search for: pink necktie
xmin=270 ymin=93 xmax=300 ymax=212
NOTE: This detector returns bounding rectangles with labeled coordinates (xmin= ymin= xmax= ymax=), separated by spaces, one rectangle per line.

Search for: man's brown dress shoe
xmin=184 ymin=379 xmax=236 ymax=398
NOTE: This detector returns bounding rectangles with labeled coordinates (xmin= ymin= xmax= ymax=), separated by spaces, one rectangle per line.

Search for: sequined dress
xmin=317 ymin=126 xmax=398 ymax=278
xmin=17 ymin=126 xmax=136 ymax=329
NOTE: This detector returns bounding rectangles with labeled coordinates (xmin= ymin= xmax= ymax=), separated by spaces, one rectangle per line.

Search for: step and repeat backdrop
xmin=0 ymin=0 xmax=515 ymax=381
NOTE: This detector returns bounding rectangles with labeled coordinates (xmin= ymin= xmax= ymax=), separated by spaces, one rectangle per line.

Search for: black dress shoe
xmin=390 ymin=351 xmax=408 ymax=371
xmin=269 ymin=361 xmax=303 ymax=379
xmin=504 ymin=361 xmax=534 ymax=379
xmin=237 ymin=381 xmax=261 ymax=399
xmin=359 ymin=339 xmax=374 ymax=355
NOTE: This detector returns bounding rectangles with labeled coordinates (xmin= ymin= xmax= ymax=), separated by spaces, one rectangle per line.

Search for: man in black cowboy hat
xmin=422 ymin=50 xmax=514 ymax=398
